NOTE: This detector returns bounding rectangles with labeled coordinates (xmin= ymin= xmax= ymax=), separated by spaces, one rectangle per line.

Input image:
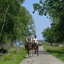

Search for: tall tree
xmin=33 ymin=0 xmax=64 ymax=43
xmin=0 ymin=0 xmax=36 ymax=44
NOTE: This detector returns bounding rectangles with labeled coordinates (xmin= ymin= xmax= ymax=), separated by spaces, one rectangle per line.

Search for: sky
xmin=22 ymin=0 xmax=51 ymax=40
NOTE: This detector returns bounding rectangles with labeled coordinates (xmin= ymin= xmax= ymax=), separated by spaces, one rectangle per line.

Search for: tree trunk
xmin=1 ymin=4 xmax=10 ymax=33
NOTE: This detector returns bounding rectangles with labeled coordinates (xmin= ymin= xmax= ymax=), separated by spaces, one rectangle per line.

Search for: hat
xmin=28 ymin=33 xmax=31 ymax=35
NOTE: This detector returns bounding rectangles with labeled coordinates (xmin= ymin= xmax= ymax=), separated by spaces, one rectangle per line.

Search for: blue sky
xmin=22 ymin=0 xmax=51 ymax=40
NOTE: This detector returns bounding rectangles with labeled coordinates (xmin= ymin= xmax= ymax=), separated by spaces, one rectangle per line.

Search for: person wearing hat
xmin=25 ymin=33 xmax=33 ymax=50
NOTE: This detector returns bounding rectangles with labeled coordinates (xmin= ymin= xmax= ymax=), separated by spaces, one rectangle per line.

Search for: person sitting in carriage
xmin=25 ymin=33 xmax=33 ymax=50
xmin=33 ymin=35 xmax=38 ymax=49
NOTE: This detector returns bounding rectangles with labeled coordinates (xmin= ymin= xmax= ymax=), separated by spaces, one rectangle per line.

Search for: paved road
xmin=20 ymin=46 xmax=64 ymax=64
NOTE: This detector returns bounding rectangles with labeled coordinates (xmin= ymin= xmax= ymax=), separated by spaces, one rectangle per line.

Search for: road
xmin=20 ymin=46 xmax=64 ymax=64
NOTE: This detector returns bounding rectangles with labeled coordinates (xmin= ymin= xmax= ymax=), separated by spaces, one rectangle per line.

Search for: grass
xmin=0 ymin=46 xmax=27 ymax=64
xmin=42 ymin=42 xmax=50 ymax=45
xmin=43 ymin=43 xmax=64 ymax=62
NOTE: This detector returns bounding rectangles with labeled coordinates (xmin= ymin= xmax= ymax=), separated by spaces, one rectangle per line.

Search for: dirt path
xmin=20 ymin=46 xmax=64 ymax=64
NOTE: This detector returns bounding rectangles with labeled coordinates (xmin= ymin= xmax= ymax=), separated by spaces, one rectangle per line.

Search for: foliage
xmin=0 ymin=0 xmax=36 ymax=44
xmin=33 ymin=0 xmax=64 ymax=17
xmin=33 ymin=0 xmax=64 ymax=43
xmin=42 ymin=27 xmax=54 ymax=43
xmin=0 ymin=47 xmax=27 ymax=64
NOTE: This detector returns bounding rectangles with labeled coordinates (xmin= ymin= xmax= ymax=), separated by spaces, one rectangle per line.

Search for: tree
xmin=42 ymin=27 xmax=54 ymax=45
xmin=0 ymin=0 xmax=36 ymax=44
xmin=33 ymin=0 xmax=64 ymax=43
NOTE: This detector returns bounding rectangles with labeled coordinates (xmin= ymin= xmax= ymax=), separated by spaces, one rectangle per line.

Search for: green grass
xmin=43 ymin=45 xmax=64 ymax=62
xmin=0 ymin=46 xmax=27 ymax=64
xmin=42 ymin=42 xmax=50 ymax=45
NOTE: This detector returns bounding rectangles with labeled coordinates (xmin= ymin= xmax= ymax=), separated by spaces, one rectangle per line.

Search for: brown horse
xmin=26 ymin=41 xmax=33 ymax=57
xmin=33 ymin=40 xmax=39 ymax=56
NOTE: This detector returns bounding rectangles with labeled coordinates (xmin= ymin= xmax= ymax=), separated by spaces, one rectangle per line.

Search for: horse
xmin=26 ymin=41 xmax=33 ymax=57
xmin=33 ymin=40 xmax=39 ymax=56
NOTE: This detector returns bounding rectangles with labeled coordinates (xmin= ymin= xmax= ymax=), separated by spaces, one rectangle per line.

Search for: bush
xmin=14 ymin=49 xmax=17 ymax=54
xmin=3 ymin=55 xmax=12 ymax=61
